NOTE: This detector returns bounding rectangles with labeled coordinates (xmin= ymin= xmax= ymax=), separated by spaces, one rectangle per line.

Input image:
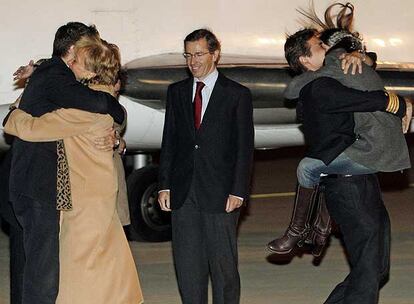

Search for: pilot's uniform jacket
xmin=285 ymin=48 xmax=410 ymax=171
xmin=298 ymin=76 xmax=406 ymax=165
xmin=297 ymin=75 xmax=406 ymax=304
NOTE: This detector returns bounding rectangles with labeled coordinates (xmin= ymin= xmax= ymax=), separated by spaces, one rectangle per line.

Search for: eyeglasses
xmin=182 ymin=51 xmax=211 ymax=60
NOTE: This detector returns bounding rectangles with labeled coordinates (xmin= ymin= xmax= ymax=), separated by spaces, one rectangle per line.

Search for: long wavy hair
xmin=297 ymin=1 xmax=355 ymax=31
xmin=297 ymin=1 xmax=364 ymax=52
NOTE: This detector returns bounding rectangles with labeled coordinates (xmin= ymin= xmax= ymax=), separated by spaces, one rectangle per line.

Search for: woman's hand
xmin=93 ymin=128 xmax=116 ymax=151
xmin=339 ymin=52 xmax=364 ymax=75
xmin=13 ymin=60 xmax=35 ymax=80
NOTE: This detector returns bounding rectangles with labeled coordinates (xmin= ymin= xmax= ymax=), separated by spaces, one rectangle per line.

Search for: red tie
xmin=194 ymin=81 xmax=205 ymax=130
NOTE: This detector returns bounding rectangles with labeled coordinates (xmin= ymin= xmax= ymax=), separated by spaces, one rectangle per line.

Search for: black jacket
xmin=158 ymin=73 xmax=254 ymax=213
xmin=9 ymin=56 xmax=124 ymax=205
xmin=0 ymin=151 xmax=19 ymax=227
xmin=286 ymin=49 xmax=410 ymax=172
xmin=299 ymin=77 xmax=406 ymax=165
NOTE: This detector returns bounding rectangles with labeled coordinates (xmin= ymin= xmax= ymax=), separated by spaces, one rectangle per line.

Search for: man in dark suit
xmin=7 ymin=22 xmax=124 ymax=304
xmin=282 ymin=28 xmax=411 ymax=304
xmin=158 ymin=29 xmax=254 ymax=304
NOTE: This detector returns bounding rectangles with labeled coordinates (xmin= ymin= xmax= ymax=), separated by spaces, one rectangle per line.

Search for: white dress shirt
xmin=192 ymin=68 xmax=219 ymax=123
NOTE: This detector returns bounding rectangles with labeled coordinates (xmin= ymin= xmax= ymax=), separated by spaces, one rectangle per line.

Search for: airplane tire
xmin=126 ymin=165 xmax=172 ymax=242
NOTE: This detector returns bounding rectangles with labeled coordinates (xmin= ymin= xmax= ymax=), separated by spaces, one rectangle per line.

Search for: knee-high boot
xmin=305 ymin=188 xmax=332 ymax=257
xmin=267 ymin=185 xmax=316 ymax=254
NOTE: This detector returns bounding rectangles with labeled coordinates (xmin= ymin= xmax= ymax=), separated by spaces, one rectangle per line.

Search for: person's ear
xmin=67 ymin=45 xmax=75 ymax=59
xmin=212 ymin=50 xmax=220 ymax=63
xmin=299 ymin=56 xmax=309 ymax=69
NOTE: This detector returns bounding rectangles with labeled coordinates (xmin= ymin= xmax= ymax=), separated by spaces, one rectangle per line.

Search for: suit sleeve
xmin=46 ymin=68 xmax=124 ymax=124
xmin=158 ymin=86 xmax=177 ymax=191
xmin=313 ymin=77 xmax=406 ymax=118
xmin=4 ymin=108 xmax=101 ymax=142
xmin=295 ymin=98 xmax=303 ymax=122
xmin=231 ymin=87 xmax=254 ymax=199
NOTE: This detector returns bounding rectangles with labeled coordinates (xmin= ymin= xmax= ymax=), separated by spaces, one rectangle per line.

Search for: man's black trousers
xmin=11 ymin=194 xmax=60 ymax=304
xmin=322 ymin=174 xmax=390 ymax=304
xmin=171 ymin=189 xmax=240 ymax=304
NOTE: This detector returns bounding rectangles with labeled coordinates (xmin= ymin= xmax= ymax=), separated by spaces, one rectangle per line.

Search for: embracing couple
xmin=2 ymin=22 xmax=143 ymax=304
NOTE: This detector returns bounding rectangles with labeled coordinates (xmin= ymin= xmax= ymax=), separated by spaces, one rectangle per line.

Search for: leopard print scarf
xmin=56 ymin=140 xmax=72 ymax=210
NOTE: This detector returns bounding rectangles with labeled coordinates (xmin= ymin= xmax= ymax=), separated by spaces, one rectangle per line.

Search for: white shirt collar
xmin=193 ymin=68 xmax=219 ymax=89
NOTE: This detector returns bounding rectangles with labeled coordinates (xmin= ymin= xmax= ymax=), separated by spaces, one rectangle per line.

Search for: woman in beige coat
xmin=4 ymin=37 xmax=143 ymax=304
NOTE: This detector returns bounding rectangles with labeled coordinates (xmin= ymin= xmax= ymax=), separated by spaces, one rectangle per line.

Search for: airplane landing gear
xmin=126 ymin=165 xmax=171 ymax=242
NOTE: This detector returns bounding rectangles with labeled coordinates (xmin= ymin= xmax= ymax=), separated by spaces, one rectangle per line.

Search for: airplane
xmin=1 ymin=0 xmax=414 ymax=241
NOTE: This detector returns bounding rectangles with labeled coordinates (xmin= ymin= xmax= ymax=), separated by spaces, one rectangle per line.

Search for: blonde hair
xmin=74 ymin=36 xmax=121 ymax=85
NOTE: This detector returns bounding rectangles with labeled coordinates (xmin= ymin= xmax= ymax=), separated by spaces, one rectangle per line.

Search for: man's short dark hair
xmin=284 ymin=28 xmax=318 ymax=75
xmin=184 ymin=29 xmax=221 ymax=53
xmin=52 ymin=22 xmax=99 ymax=57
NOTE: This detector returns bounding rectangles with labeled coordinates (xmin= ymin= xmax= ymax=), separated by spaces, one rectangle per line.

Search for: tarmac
xmin=0 ymin=138 xmax=413 ymax=304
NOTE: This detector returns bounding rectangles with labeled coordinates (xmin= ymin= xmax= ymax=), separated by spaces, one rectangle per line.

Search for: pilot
xmin=280 ymin=27 xmax=411 ymax=304
xmin=268 ymin=2 xmax=411 ymax=258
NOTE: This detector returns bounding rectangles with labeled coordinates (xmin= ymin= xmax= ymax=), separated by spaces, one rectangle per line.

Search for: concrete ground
xmin=1 ymin=139 xmax=413 ymax=304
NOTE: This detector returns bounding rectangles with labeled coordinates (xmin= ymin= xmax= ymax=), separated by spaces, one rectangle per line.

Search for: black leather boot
xmin=267 ymin=185 xmax=316 ymax=254
xmin=305 ymin=188 xmax=332 ymax=257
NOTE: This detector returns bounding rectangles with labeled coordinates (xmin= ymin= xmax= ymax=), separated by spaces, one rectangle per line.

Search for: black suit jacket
xmin=0 ymin=151 xmax=20 ymax=227
xmin=9 ymin=56 xmax=124 ymax=205
xmin=158 ymin=73 xmax=254 ymax=213
xmin=299 ymin=77 xmax=406 ymax=165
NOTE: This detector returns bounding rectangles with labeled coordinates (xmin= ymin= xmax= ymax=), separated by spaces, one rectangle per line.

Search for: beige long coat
xmin=5 ymin=101 xmax=143 ymax=303
xmin=114 ymin=111 xmax=130 ymax=226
